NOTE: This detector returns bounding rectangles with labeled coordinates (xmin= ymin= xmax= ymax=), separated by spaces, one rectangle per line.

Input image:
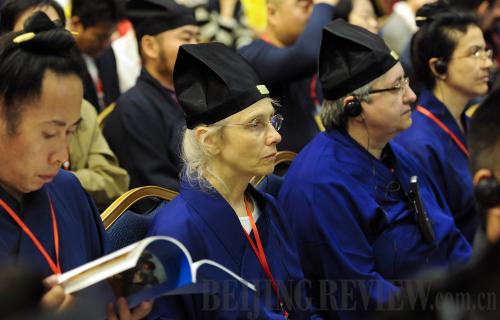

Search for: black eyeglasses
xmin=368 ymin=76 xmax=410 ymax=95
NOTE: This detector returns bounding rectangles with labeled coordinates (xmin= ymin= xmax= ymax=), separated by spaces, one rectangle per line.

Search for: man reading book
xmin=0 ymin=12 xmax=151 ymax=319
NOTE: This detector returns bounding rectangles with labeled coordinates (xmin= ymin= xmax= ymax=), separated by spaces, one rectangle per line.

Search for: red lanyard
xmin=242 ymin=197 xmax=289 ymax=319
xmin=0 ymin=193 xmax=61 ymax=274
xmin=416 ymin=105 xmax=470 ymax=158
xmin=309 ymin=74 xmax=320 ymax=108
xmin=260 ymin=33 xmax=273 ymax=45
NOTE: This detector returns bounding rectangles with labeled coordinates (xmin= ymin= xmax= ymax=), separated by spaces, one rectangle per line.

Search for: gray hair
xmin=180 ymin=119 xmax=226 ymax=192
xmin=319 ymin=76 xmax=381 ymax=131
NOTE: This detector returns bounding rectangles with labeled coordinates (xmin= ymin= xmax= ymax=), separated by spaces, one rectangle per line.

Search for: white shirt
xmin=239 ymin=195 xmax=260 ymax=234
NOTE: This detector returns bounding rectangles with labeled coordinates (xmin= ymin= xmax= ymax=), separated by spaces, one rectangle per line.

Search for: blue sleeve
xmin=394 ymin=138 xmax=446 ymax=197
xmin=51 ymin=170 xmax=111 ymax=266
xmin=281 ymin=174 xmax=405 ymax=314
xmin=239 ymin=4 xmax=334 ymax=84
xmin=392 ymin=143 xmax=472 ymax=263
xmin=279 ymin=179 xmax=400 ymax=318
xmin=84 ymin=190 xmax=111 ymax=255
xmin=394 ymin=137 xmax=478 ymax=243
xmin=263 ymin=194 xmax=324 ymax=319
xmin=412 ymin=160 xmax=472 ymax=264
xmin=64 ymin=171 xmax=111 ymax=257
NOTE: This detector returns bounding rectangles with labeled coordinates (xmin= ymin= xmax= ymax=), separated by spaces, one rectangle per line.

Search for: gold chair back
xmin=97 ymin=102 xmax=117 ymax=130
xmin=101 ymin=186 xmax=178 ymax=230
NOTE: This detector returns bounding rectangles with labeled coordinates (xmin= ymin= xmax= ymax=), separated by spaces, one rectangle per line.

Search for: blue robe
xmin=148 ymin=181 xmax=320 ymax=319
xmin=394 ymin=90 xmax=479 ymax=243
xmin=0 ymin=170 xmax=108 ymax=277
xmin=278 ymin=129 xmax=472 ymax=319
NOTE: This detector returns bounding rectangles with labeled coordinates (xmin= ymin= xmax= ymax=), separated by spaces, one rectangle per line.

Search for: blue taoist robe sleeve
xmin=239 ymin=4 xmax=335 ymax=85
xmin=147 ymin=181 xmax=322 ymax=319
xmin=278 ymin=130 xmax=472 ymax=319
xmin=0 ymin=170 xmax=109 ymax=276
xmin=394 ymin=90 xmax=479 ymax=243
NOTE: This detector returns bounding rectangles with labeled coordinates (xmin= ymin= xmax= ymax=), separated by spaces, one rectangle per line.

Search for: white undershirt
xmin=239 ymin=195 xmax=260 ymax=233
xmin=82 ymin=54 xmax=99 ymax=86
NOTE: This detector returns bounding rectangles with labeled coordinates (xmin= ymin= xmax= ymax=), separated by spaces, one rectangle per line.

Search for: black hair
xmin=449 ymin=0 xmax=484 ymax=11
xmin=0 ymin=0 xmax=65 ymax=35
xmin=411 ymin=0 xmax=479 ymax=89
xmin=0 ymin=12 xmax=83 ymax=134
xmin=468 ymin=89 xmax=500 ymax=174
xmin=335 ymin=0 xmax=354 ymax=22
xmin=71 ymin=0 xmax=122 ymax=27
xmin=468 ymin=89 xmax=500 ymax=230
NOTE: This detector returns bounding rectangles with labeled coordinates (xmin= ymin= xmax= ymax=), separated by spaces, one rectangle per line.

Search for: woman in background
xmin=395 ymin=1 xmax=493 ymax=243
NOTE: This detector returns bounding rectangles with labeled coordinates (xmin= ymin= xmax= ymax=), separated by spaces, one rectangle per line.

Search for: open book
xmin=58 ymin=236 xmax=255 ymax=313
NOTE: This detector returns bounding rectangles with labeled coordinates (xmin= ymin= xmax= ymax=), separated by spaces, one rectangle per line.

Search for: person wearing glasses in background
xmin=147 ymin=42 xmax=321 ymax=319
xmin=395 ymin=1 xmax=494 ymax=244
xmin=278 ymin=19 xmax=472 ymax=319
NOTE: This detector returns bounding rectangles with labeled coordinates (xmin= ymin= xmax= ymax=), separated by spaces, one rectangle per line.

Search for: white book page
xmin=59 ymin=236 xmax=194 ymax=294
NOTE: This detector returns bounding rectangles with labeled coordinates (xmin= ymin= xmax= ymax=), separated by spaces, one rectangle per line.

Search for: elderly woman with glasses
xmin=279 ymin=19 xmax=472 ymax=319
xmin=395 ymin=1 xmax=494 ymax=244
xmin=147 ymin=42 xmax=320 ymax=319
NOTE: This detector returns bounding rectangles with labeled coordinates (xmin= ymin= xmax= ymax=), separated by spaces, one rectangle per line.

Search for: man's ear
xmin=141 ymin=35 xmax=160 ymax=60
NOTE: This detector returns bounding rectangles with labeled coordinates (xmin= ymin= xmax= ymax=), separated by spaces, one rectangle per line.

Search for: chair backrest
xmin=252 ymin=151 xmax=297 ymax=197
xmin=102 ymin=186 xmax=178 ymax=229
xmin=101 ymin=186 xmax=179 ymax=251
xmin=97 ymin=102 xmax=117 ymax=130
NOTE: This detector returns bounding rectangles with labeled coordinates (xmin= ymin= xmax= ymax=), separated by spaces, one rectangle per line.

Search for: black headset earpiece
xmin=474 ymin=176 xmax=500 ymax=208
xmin=343 ymin=96 xmax=363 ymax=117
xmin=434 ymin=58 xmax=448 ymax=75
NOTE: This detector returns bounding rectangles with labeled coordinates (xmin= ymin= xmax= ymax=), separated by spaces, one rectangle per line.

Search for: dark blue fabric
xmin=0 ymin=170 xmax=109 ymax=277
xmin=103 ymin=68 xmax=185 ymax=192
xmin=278 ymin=130 xmax=472 ymax=319
xmin=147 ymin=181 xmax=321 ymax=319
xmin=239 ymin=4 xmax=335 ymax=153
xmin=255 ymin=174 xmax=286 ymax=198
xmin=394 ymin=90 xmax=479 ymax=243
xmin=107 ymin=201 xmax=167 ymax=251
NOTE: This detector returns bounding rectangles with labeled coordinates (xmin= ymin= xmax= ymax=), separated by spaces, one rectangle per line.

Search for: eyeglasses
xmin=451 ymin=49 xmax=493 ymax=61
xmin=368 ymin=76 xmax=410 ymax=95
xmin=223 ymin=114 xmax=284 ymax=133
